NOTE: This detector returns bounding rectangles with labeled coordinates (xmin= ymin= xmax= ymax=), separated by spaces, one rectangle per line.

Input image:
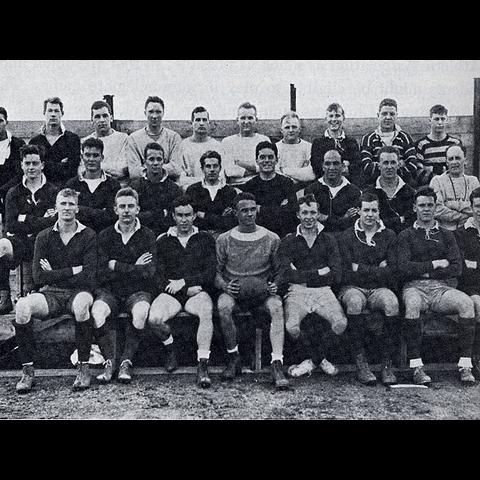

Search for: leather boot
xmin=16 ymin=364 xmax=35 ymax=394
xmin=164 ymin=343 xmax=178 ymax=373
xmin=72 ymin=362 xmax=91 ymax=391
xmin=197 ymin=359 xmax=211 ymax=388
xmin=271 ymin=360 xmax=290 ymax=390
xmin=118 ymin=359 xmax=133 ymax=384
xmin=380 ymin=359 xmax=397 ymax=385
xmin=355 ymin=353 xmax=377 ymax=385
xmin=221 ymin=351 xmax=242 ymax=381
xmin=96 ymin=359 xmax=114 ymax=383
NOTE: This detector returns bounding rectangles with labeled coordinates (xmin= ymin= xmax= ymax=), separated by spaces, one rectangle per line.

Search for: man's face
xmin=256 ymin=147 xmax=277 ymax=174
xmin=235 ymin=199 xmax=257 ymax=227
xmin=92 ymin=106 xmax=112 ymax=135
xmin=44 ymin=102 xmax=63 ymax=127
xmin=115 ymin=195 xmax=140 ymax=224
xmin=82 ymin=146 xmax=103 ymax=174
xmin=430 ymin=113 xmax=448 ymax=135
xmin=379 ymin=152 xmax=399 ymax=180
xmin=192 ymin=111 xmax=209 ymax=136
xmin=325 ymin=109 xmax=344 ymax=133
xmin=472 ymin=197 xmax=480 ymax=223
xmin=0 ymin=114 xmax=7 ymax=136
xmin=237 ymin=107 xmax=257 ymax=135
xmin=202 ymin=157 xmax=221 ymax=183
xmin=173 ymin=204 xmax=196 ymax=234
xmin=21 ymin=153 xmax=43 ymax=180
xmin=145 ymin=102 xmax=164 ymax=129
xmin=378 ymin=105 xmax=397 ymax=130
xmin=281 ymin=117 xmax=301 ymax=143
xmin=56 ymin=195 xmax=79 ymax=222
xmin=322 ymin=150 xmax=343 ymax=182
xmin=297 ymin=201 xmax=319 ymax=230
xmin=414 ymin=195 xmax=436 ymax=223
xmin=446 ymin=146 xmax=465 ymax=176
xmin=359 ymin=200 xmax=380 ymax=228
xmin=144 ymin=148 xmax=165 ymax=176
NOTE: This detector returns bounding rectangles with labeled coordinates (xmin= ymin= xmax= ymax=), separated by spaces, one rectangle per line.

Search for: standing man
xmin=241 ymin=141 xmax=298 ymax=237
xmin=148 ymin=196 xmax=216 ymax=387
xmin=66 ymin=137 xmax=120 ymax=232
xmin=310 ymin=103 xmax=362 ymax=186
xmin=215 ymin=192 xmax=290 ymax=390
xmin=82 ymin=100 xmax=129 ymax=185
xmin=361 ymin=98 xmax=418 ymax=187
xmin=278 ymin=194 xmax=347 ymax=378
xmin=185 ymin=150 xmax=237 ymax=234
xmin=126 ymin=96 xmax=182 ymax=182
xmin=14 ymin=189 xmax=97 ymax=393
xmin=29 ymin=97 xmax=81 ymax=186
xmin=221 ymin=102 xmax=270 ymax=186
xmin=130 ymin=143 xmax=183 ymax=237
xmin=305 ymin=149 xmax=361 ymax=233
xmin=415 ymin=104 xmax=463 ymax=186
xmin=363 ymin=146 xmax=415 ymax=234
xmin=430 ymin=144 xmax=480 ymax=230
xmin=338 ymin=192 xmax=400 ymax=385
xmin=178 ymin=106 xmax=223 ymax=189
xmin=398 ymin=186 xmax=477 ymax=385
xmin=91 ymin=187 xmax=156 ymax=384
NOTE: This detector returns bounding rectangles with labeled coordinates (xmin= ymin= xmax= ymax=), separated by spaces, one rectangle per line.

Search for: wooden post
xmin=473 ymin=79 xmax=480 ymax=178
xmin=103 ymin=94 xmax=117 ymax=129
xmin=290 ymin=83 xmax=296 ymax=112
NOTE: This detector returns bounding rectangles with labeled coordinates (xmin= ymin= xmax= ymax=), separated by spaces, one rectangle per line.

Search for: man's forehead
xmin=23 ymin=154 xmax=41 ymax=162
xmin=360 ymin=200 xmax=379 ymax=209
xmin=379 ymin=106 xmax=397 ymax=113
xmin=416 ymin=195 xmax=435 ymax=204
xmin=204 ymin=157 xmax=220 ymax=166
xmin=379 ymin=153 xmax=398 ymax=162
xmin=324 ymin=151 xmax=341 ymax=161
xmin=258 ymin=148 xmax=275 ymax=156
xmin=237 ymin=199 xmax=256 ymax=209
xmin=116 ymin=195 xmax=137 ymax=205
xmin=282 ymin=117 xmax=300 ymax=127
xmin=447 ymin=146 xmax=464 ymax=158
xmin=83 ymin=146 xmax=102 ymax=154
xmin=92 ymin=107 xmax=110 ymax=116
xmin=238 ymin=107 xmax=256 ymax=117
xmin=146 ymin=149 xmax=164 ymax=157
xmin=46 ymin=102 xmax=61 ymax=110
xmin=57 ymin=195 xmax=77 ymax=204
xmin=193 ymin=111 xmax=209 ymax=120
xmin=146 ymin=102 xmax=163 ymax=111
xmin=174 ymin=204 xmax=194 ymax=213
xmin=299 ymin=202 xmax=318 ymax=211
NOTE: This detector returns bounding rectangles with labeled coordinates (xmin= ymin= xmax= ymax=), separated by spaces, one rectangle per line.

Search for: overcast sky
xmin=2 ymin=60 xmax=480 ymax=121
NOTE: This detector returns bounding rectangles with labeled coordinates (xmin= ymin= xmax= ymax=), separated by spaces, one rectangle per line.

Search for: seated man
xmin=240 ymin=141 xmax=297 ymax=238
xmin=338 ymin=192 xmax=400 ymax=385
xmin=130 ymin=142 xmax=183 ymax=237
xmin=185 ymin=150 xmax=237 ymax=235
xmin=305 ymin=149 xmax=361 ymax=233
xmin=215 ymin=192 xmax=289 ymax=390
xmin=361 ymin=98 xmax=417 ymax=187
xmin=430 ymin=144 xmax=479 ymax=230
xmin=454 ymin=187 xmax=480 ymax=378
xmin=66 ymin=137 xmax=120 ymax=232
xmin=278 ymin=194 xmax=347 ymax=378
xmin=415 ymin=104 xmax=463 ymax=186
xmin=363 ymin=145 xmax=415 ymax=234
xmin=398 ymin=186 xmax=476 ymax=385
xmin=14 ymin=188 xmax=97 ymax=393
xmin=310 ymin=103 xmax=362 ymax=187
xmin=275 ymin=111 xmax=315 ymax=187
xmin=91 ymin=187 xmax=156 ymax=384
xmin=82 ymin=100 xmax=129 ymax=185
xmin=148 ymin=196 xmax=216 ymax=388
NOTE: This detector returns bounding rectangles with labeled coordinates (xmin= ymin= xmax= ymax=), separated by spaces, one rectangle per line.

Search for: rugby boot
xmin=459 ymin=367 xmax=475 ymax=385
xmin=472 ymin=357 xmax=480 ymax=379
xmin=0 ymin=290 xmax=13 ymax=314
xmin=164 ymin=344 xmax=178 ymax=373
xmin=271 ymin=360 xmax=290 ymax=390
xmin=16 ymin=365 xmax=35 ymax=394
xmin=197 ymin=359 xmax=211 ymax=388
xmin=412 ymin=366 xmax=431 ymax=385
xmin=118 ymin=359 xmax=133 ymax=384
xmin=96 ymin=359 xmax=114 ymax=383
xmin=355 ymin=353 xmax=377 ymax=385
xmin=72 ymin=362 xmax=91 ymax=391
xmin=380 ymin=359 xmax=397 ymax=385
xmin=221 ymin=351 xmax=242 ymax=381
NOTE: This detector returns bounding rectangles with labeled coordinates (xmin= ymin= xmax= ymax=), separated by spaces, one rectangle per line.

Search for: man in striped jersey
xmin=415 ymin=105 xmax=463 ymax=186
xmin=361 ymin=98 xmax=418 ymax=187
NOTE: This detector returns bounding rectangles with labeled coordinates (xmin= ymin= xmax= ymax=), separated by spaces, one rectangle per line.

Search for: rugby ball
xmin=236 ymin=276 xmax=270 ymax=307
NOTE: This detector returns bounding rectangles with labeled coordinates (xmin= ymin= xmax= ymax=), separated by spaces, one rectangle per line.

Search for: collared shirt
xmin=40 ymin=122 xmax=67 ymax=137
xmin=142 ymin=169 xmax=169 ymax=183
xmin=79 ymin=170 xmax=107 ymax=193
xmin=318 ymin=176 xmax=350 ymax=198
xmin=201 ymin=177 xmax=226 ymax=201
xmin=52 ymin=219 xmax=87 ymax=234
xmin=354 ymin=218 xmax=386 ymax=246
xmin=166 ymin=225 xmax=199 ymax=247
xmin=463 ymin=216 xmax=480 ymax=232
xmin=413 ymin=220 xmax=441 ymax=243
xmin=0 ymin=131 xmax=12 ymax=165
xmin=295 ymin=222 xmax=324 ymax=238
xmin=22 ymin=174 xmax=48 ymax=203
xmin=114 ymin=217 xmax=141 ymax=244
xmin=375 ymin=175 xmax=406 ymax=198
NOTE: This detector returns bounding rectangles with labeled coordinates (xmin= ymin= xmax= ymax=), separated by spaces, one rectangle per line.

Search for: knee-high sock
xmin=94 ymin=324 xmax=115 ymax=361
xmin=458 ymin=317 xmax=476 ymax=359
xmin=121 ymin=323 xmax=143 ymax=363
xmin=13 ymin=321 xmax=35 ymax=365
xmin=75 ymin=318 xmax=93 ymax=363
xmin=347 ymin=314 xmax=365 ymax=358
xmin=405 ymin=318 xmax=422 ymax=361
xmin=381 ymin=316 xmax=399 ymax=362
xmin=472 ymin=323 xmax=480 ymax=359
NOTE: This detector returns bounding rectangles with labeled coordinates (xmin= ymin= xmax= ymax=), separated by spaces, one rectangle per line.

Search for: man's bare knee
xmin=132 ymin=301 xmax=150 ymax=329
xmin=15 ymin=298 xmax=32 ymax=325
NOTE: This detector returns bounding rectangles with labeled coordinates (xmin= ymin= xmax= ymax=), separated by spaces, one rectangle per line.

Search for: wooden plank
xmin=473 ymin=78 xmax=480 ymax=177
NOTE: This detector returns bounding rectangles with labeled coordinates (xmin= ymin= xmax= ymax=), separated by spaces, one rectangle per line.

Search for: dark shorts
xmin=94 ymin=288 xmax=152 ymax=316
xmin=38 ymin=286 xmax=93 ymax=317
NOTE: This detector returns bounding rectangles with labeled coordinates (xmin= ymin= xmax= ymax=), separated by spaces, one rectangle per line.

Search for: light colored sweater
xmin=275 ymin=139 xmax=314 ymax=182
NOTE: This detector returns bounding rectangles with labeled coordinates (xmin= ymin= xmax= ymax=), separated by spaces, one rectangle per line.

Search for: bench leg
xmin=255 ymin=327 xmax=262 ymax=372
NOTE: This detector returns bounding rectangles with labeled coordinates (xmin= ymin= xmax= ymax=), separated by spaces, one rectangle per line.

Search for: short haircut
xmin=296 ymin=193 xmax=318 ymax=212
xmin=323 ymin=148 xmax=342 ymax=162
xmin=0 ymin=107 xmax=7 ymax=121
xmin=238 ymin=102 xmax=257 ymax=116
xmin=378 ymin=145 xmax=400 ymax=160
xmin=359 ymin=191 xmax=379 ymax=207
xmin=191 ymin=106 xmax=209 ymax=121
xmin=414 ymin=186 xmax=437 ymax=203
xmin=200 ymin=150 xmax=222 ymax=169
xmin=20 ymin=144 xmax=44 ymax=161
xmin=280 ymin=110 xmax=300 ymax=126
xmin=57 ymin=188 xmax=79 ymax=203
xmin=91 ymin=100 xmax=111 ymax=116
xmin=82 ymin=137 xmax=104 ymax=154
xmin=115 ymin=187 xmax=139 ymax=204
xmin=255 ymin=141 xmax=278 ymax=158
xmin=144 ymin=96 xmax=165 ymax=111
xmin=446 ymin=143 xmax=467 ymax=157
xmin=430 ymin=104 xmax=448 ymax=116
xmin=378 ymin=98 xmax=397 ymax=112
xmin=143 ymin=142 xmax=165 ymax=162
xmin=43 ymin=96 xmax=64 ymax=115
xmin=172 ymin=194 xmax=196 ymax=212
xmin=233 ymin=192 xmax=256 ymax=208
xmin=326 ymin=103 xmax=345 ymax=116
xmin=470 ymin=186 xmax=480 ymax=205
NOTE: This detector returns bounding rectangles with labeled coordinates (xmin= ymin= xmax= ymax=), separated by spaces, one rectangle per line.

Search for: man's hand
xmin=280 ymin=198 xmax=289 ymax=206
xmin=40 ymin=258 xmax=52 ymax=271
xmin=400 ymin=216 xmax=405 ymax=224
xmin=343 ymin=207 xmax=359 ymax=219
xmin=317 ymin=266 xmax=331 ymax=276
xmin=226 ymin=279 xmax=240 ymax=297
xmin=196 ymin=211 xmax=206 ymax=219
xmin=465 ymin=259 xmax=478 ymax=269
xmin=135 ymin=252 xmax=153 ymax=265
xmin=165 ymin=279 xmax=186 ymax=295
xmin=187 ymin=286 xmax=203 ymax=297
xmin=318 ymin=213 xmax=329 ymax=222
xmin=43 ymin=208 xmax=56 ymax=218
xmin=379 ymin=260 xmax=388 ymax=268
xmin=72 ymin=265 xmax=83 ymax=275
xmin=108 ymin=260 xmax=116 ymax=271
xmin=60 ymin=157 xmax=69 ymax=164
xmin=267 ymin=282 xmax=278 ymax=295
xmin=351 ymin=262 xmax=359 ymax=272
xmin=432 ymin=259 xmax=449 ymax=269
xmin=222 ymin=207 xmax=234 ymax=217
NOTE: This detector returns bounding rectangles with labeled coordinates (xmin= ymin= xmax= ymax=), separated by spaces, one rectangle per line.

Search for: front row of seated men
xmin=9 ymin=177 xmax=480 ymax=394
